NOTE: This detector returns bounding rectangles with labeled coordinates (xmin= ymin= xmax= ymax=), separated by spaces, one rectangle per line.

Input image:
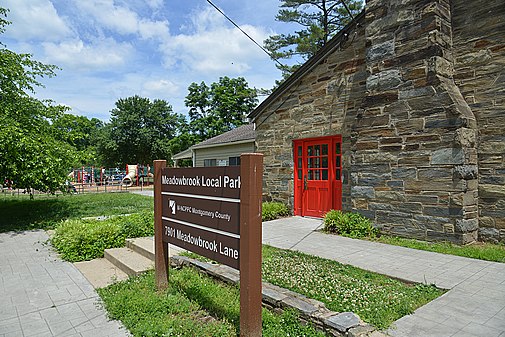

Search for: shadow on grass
xmin=0 ymin=192 xmax=154 ymax=234
xmin=0 ymin=197 xmax=75 ymax=233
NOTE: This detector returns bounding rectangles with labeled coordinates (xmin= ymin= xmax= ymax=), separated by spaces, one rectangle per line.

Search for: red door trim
xmin=293 ymin=135 xmax=342 ymax=217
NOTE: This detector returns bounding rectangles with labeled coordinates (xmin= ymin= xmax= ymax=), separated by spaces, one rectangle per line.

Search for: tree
xmin=52 ymin=113 xmax=104 ymax=166
xmin=0 ymin=7 xmax=76 ymax=194
xmin=97 ymin=95 xmax=185 ymax=167
xmin=185 ymin=76 xmax=258 ymax=141
xmin=264 ymin=0 xmax=363 ymax=78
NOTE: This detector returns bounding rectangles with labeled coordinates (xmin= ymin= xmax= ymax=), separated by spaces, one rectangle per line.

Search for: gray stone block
xmin=479 ymin=227 xmax=500 ymax=243
xmin=431 ymin=148 xmax=465 ymax=165
xmin=351 ymin=186 xmax=375 ymax=199
xmin=262 ymin=283 xmax=288 ymax=305
xmin=280 ymin=295 xmax=319 ymax=317
xmin=391 ymin=167 xmax=417 ymax=179
xmin=367 ymin=40 xmax=395 ymax=62
xmin=324 ymin=312 xmax=361 ymax=333
xmin=455 ymin=218 xmax=479 ymax=233
xmin=454 ymin=165 xmax=478 ymax=180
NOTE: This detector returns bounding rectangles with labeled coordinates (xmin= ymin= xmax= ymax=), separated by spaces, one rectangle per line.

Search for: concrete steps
xmin=74 ymin=258 xmax=129 ymax=288
xmin=104 ymin=247 xmax=154 ymax=276
xmin=75 ymin=237 xmax=186 ymax=288
xmin=126 ymin=237 xmax=155 ymax=260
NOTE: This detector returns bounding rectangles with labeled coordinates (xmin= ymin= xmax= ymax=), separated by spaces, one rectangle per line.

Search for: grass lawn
xmin=0 ymin=192 xmax=153 ymax=233
xmin=262 ymin=245 xmax=443 ymax=329
xmin=183 ymin=246 xmax=443 ymax=330
xmin=371 ymin=236 xmax=505 ymax=263
xmin=98 ymin=269 xmax=326 ymax=337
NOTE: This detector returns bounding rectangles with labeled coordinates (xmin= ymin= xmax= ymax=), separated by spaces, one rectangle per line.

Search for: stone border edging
xmin=170 ymin=255 xmax=385 ymax=337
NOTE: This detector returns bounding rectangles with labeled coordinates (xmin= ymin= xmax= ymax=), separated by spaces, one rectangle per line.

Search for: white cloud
xmin=138 ymin=19 xmax=170 ymax=40
xmin=161 ymin=8 xmax=272 ymax=75
xmin=142 ymin=79 xmax=179 ymax=96
xmin=75 ymin=0 xmax=169 ymax=40
xmin=42 ymin=38 xmax=133 ymax=69
xmin=76 ymin=0 xmax=139 ymax=35
xmin=144 ymin=0 xmax=164 ymax=10
xmin=3 ymin=0 xmax=73 ymax=41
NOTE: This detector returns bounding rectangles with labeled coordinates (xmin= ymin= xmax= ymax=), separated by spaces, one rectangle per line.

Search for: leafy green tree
xmin=264 ymin=0 xmax=363 ymax=77
xmin=185 ymin=76 xmax=258 ymax=141
xmin=0 ymin=7 xmax=76 ymax=194
xmin=52 ymin=113 xmax=104 ymax=166
xmin=97 ymin=95 xmax=185 ymax=166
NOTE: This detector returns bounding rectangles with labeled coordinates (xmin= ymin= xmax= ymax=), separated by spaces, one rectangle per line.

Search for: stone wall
xmin=452 ymin=0 xmax=505 ymax=243
xmin=255 ymin=18 xmax=366 ymax=207
xmin=253 ymin=0 xmax=504 ymax=244
xmin=355 ymin=0 xmax=479 ymax=244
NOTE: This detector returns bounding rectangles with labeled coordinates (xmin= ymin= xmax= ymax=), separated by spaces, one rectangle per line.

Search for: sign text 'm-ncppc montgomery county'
xmin=162 ymin=175 xmax=240 ymax=189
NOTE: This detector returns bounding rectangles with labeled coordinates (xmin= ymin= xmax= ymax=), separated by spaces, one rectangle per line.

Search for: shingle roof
xmin=192 ymin=124 xmax=256 ymax=149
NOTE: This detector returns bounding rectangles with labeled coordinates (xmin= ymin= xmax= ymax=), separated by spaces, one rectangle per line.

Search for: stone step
xmin=74 ymin=258 xmax=129 ymax=288
xmin=126 ymin=237 xmax=155 ymax=261
xmin=126 ymin=237 xmax=187 ymax=261
xmin=104 ymin=247 xmax=154 ymax=276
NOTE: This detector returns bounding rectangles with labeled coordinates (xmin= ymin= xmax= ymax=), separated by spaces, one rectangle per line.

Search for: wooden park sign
xmin=153 ymin=153 xmax=263 ymax=337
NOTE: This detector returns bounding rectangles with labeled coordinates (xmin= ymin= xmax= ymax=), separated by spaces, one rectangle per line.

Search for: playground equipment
xmin=122 ymin=165 xmax=137 ymax=187
xmin=122 ymin=164 xmax=154 ymax=187
xmin=67 ymin=164 xmax=153 ymax=193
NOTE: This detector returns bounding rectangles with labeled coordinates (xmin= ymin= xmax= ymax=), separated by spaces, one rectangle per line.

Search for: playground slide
xmin=122 ymin=164 xmax=137 ymax=187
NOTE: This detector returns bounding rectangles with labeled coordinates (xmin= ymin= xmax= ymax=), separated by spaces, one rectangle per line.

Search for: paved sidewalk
xmin=0 ymin=230 xmax=129 ymax=337
xmin=263 ymin=217 xmax=505 ymax=337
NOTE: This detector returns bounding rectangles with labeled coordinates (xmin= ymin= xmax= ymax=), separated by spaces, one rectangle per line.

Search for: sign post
xmin=239 ymin=153 xmax=263 ymax=337
xmin=154 ymin=160 xmax=169 ymax=289
xmin=155 ymin=153 xmax=263 ymax=336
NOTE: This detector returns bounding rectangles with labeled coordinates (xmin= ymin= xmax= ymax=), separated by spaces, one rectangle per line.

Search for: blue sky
xmin=2 ymin=0 xmax=297 ymax=121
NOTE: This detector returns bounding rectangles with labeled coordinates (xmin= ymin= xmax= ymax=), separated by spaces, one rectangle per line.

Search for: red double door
xmin=293 ymin=136 xmax=342 ymax=217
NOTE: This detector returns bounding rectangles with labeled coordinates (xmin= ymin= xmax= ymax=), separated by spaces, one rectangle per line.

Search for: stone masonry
xmin=251 ymin=0 xmax=505 ymax=244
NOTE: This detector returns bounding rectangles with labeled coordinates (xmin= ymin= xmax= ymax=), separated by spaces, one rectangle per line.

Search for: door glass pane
xmin=336 ymin=143 xmax=341 ymax=154
xmin=322 ymin=157 xmax=328 ymax=168
xmin=298 ymin=146 xmax=302 ymax=156
xmin=322 ymin=170 xmax=328 ymax=180
xmin=298 ymin=158 xmax=302 ymax=168
xmin=314 ymin=145 xmax=320 ymax=156
xmin=322 ymin=144 xmax=328 ymax=155
xmin=298 ymin=169 xmax=302 ymax=180
xmin=336 ymin=169 xmax=341 ymax=180
xmin=308 ymin=170 xmax=313 ymax=180
xmin=336 ymin=156 xmax=341 ymax=168
xmin=314 ymin=170 xmax=320 ymax=180
xmin=308 ymin=146 xmax=313 ymax=156
xmin=308 ymin=158 xmax=312 ymax=168
xmin=315 ymin=157 xmax=320 ymax=168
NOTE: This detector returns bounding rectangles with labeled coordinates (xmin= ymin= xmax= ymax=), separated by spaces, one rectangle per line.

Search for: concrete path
xmin=263 ymin=216 xmax=505 ymax=337
xmin=0 ymin=230 xmax=129 ymax=337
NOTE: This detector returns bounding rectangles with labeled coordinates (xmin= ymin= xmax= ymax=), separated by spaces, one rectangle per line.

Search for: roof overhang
xmin=172 ymin=148 xmax=193 ymax=160
xmin=192 ymin=138 xmax=255 ymax=150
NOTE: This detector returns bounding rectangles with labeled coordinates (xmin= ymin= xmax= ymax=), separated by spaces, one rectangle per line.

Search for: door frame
xmin=293 ymin=135 xmax=342 ymax=217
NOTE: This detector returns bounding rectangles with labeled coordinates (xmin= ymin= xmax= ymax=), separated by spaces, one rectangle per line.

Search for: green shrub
xmin=323 ymin=210 xmax=377 ymax=238
xmin=262 ymin=202 xmax=289 ymax=221
xmin=51 ymin=211 xmax=154 ymax=262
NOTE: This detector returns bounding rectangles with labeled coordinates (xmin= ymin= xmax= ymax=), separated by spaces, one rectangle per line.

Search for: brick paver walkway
xmin=0 ymin=230 xmax=129 ymax=337
xmin=263 ymin=217 xmax=505 ymax=337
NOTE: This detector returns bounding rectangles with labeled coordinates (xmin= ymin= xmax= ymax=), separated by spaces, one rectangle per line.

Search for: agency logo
xmin=169 ymin=200 xmax=176 ymax=215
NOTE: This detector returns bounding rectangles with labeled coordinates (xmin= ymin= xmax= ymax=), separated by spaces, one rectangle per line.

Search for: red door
xmin=294 ymin=136 xmax=342 ymax=217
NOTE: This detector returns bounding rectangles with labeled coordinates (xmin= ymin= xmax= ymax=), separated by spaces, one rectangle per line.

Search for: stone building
xmin=248 ymin=0 xmax=505 ymax=244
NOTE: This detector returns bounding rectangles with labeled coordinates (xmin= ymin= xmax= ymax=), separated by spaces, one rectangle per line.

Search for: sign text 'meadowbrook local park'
xmin=161 ymin=166 xmax=241 ymax=269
